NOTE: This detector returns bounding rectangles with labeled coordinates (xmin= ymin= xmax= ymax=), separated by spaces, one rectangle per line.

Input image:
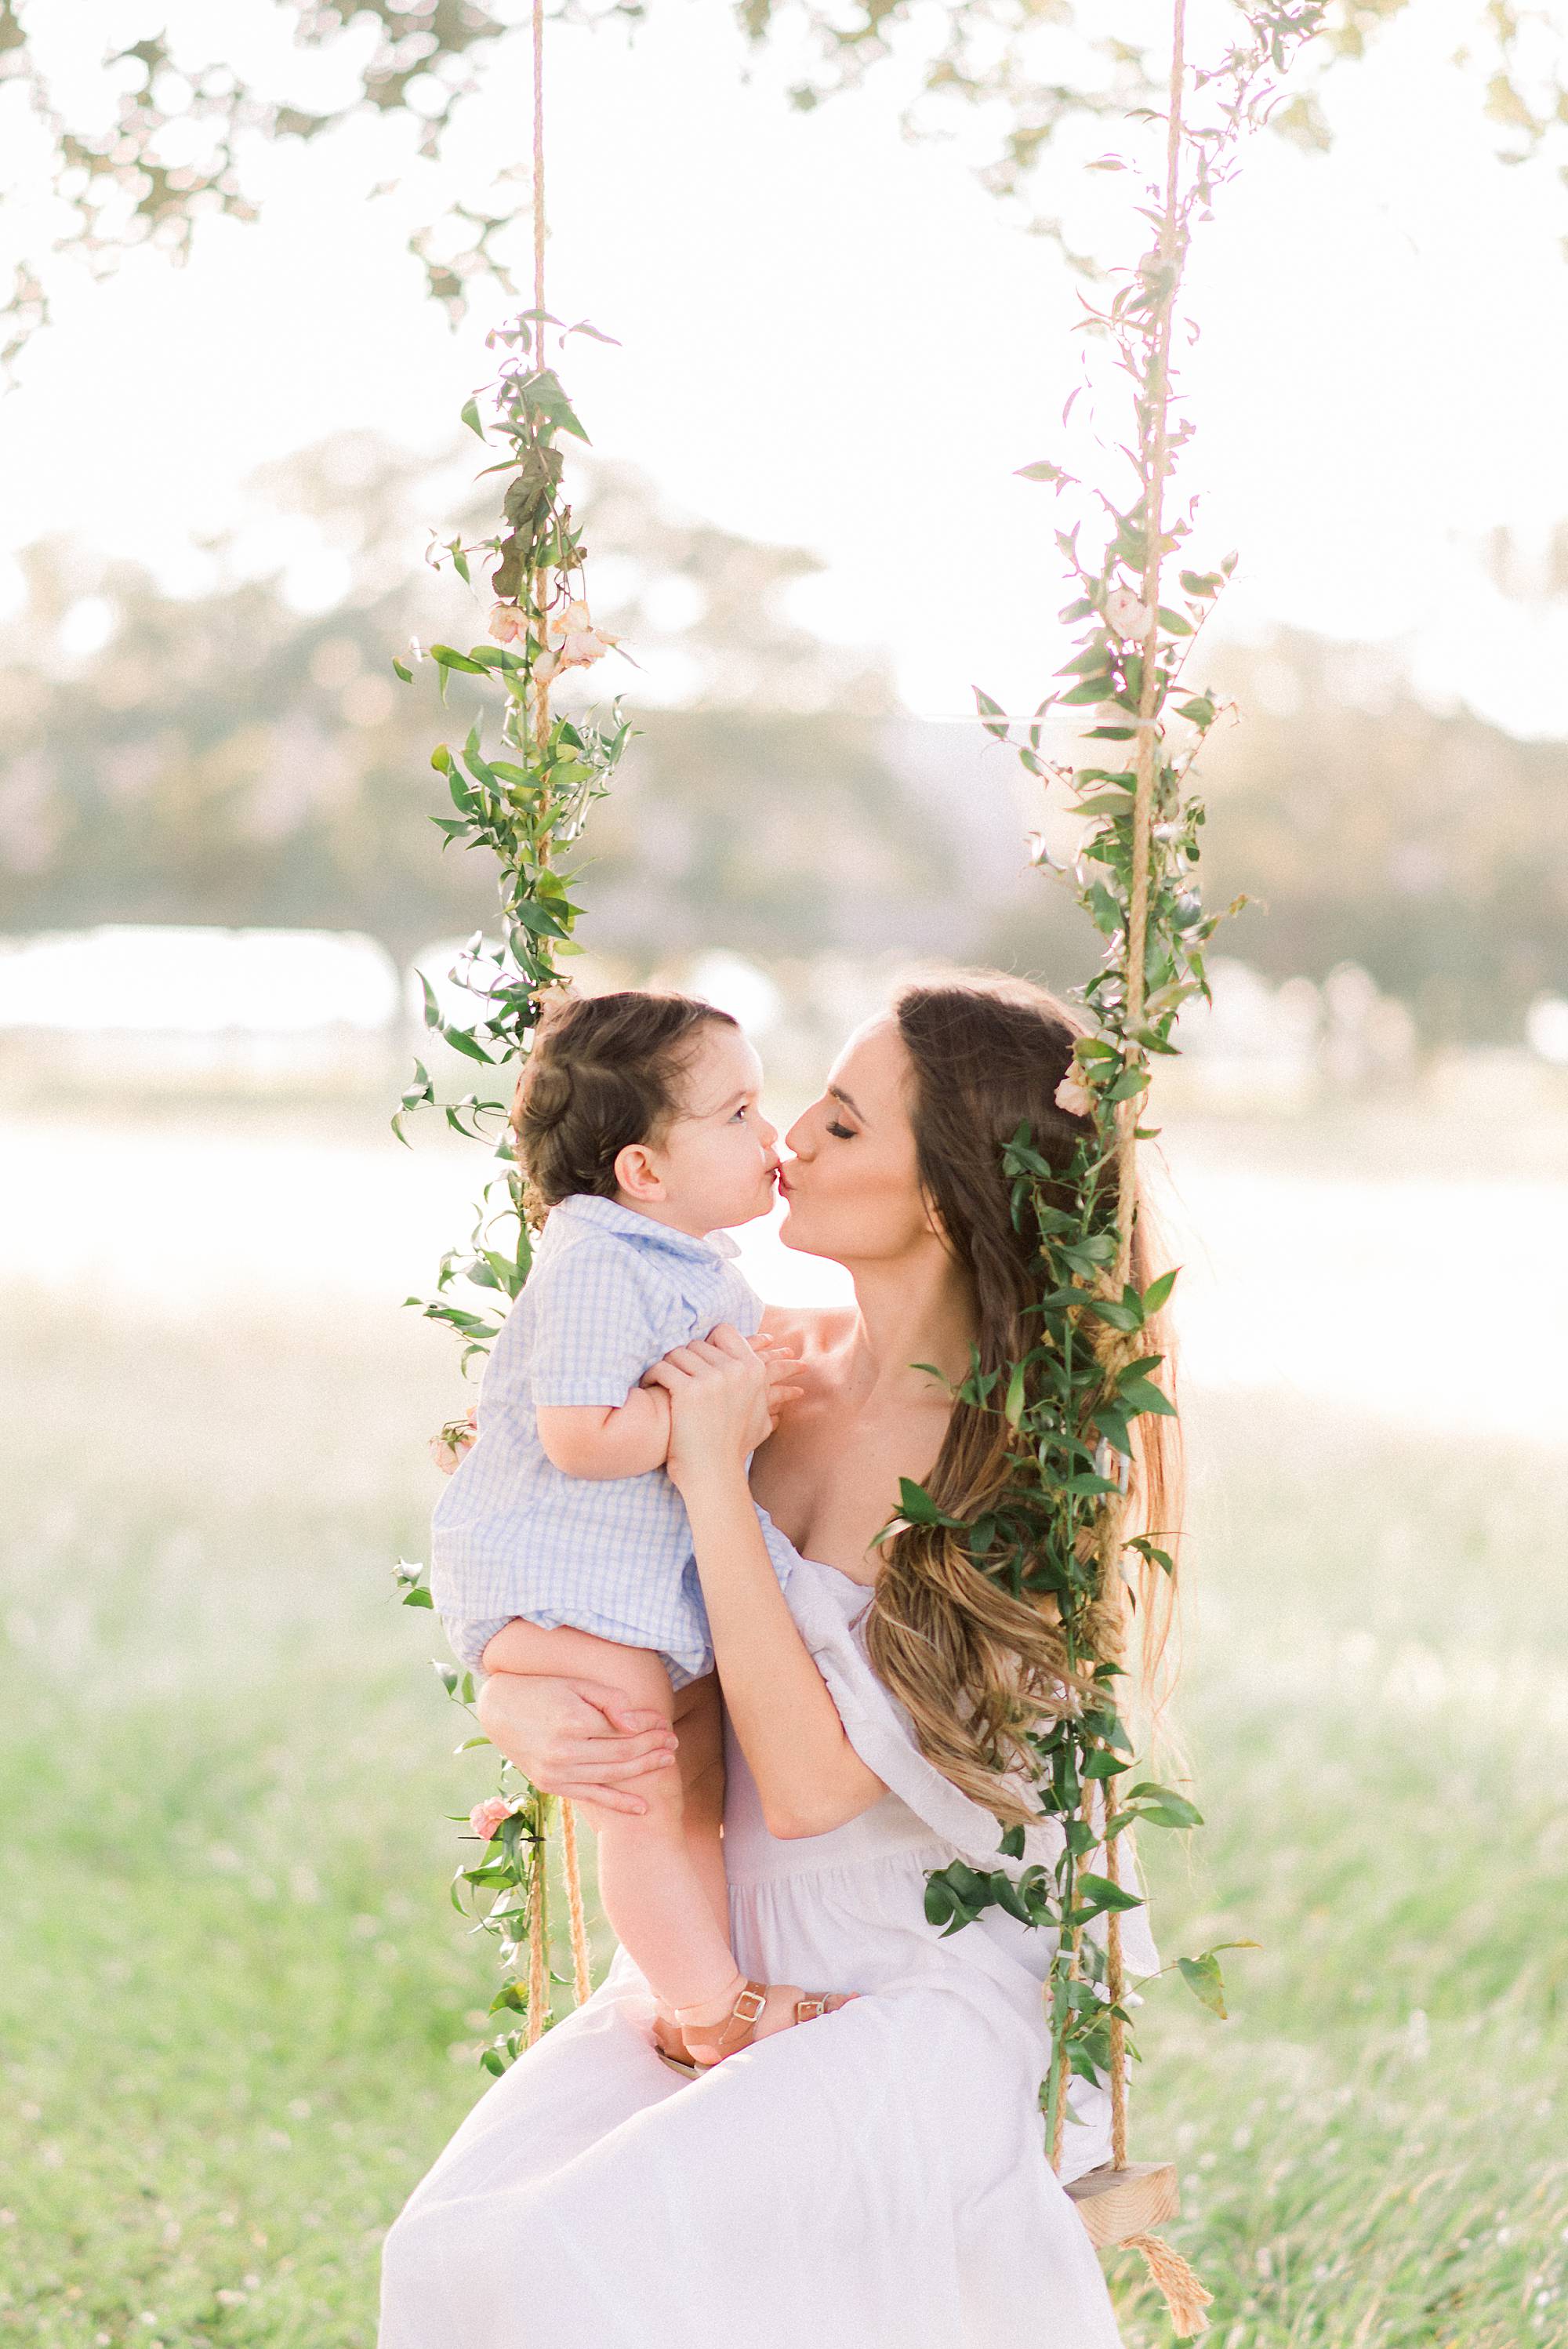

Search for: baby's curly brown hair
xmin=511 ymin=990 xmax=738 ymax=1214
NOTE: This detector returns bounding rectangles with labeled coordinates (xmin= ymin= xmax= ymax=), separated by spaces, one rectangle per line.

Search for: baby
xmin=432 ymin=989 xmax=847 ymax=2070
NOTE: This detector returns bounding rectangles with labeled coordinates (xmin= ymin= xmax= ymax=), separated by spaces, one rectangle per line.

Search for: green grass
xmin=2 ymin=1288 xmax=1564 ymax=2347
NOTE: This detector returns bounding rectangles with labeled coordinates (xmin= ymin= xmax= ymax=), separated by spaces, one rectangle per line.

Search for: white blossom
xmin=1105 ymin=587 xmax=1155 ymax=641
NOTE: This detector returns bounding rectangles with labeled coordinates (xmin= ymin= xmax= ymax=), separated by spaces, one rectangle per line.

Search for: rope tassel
xmin=1124 ymin=2233 xmax=1214 ymax=2338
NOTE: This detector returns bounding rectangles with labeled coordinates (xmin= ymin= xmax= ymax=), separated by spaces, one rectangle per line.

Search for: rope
xmin=523 ymin=0 xmax=591 ymax=2031
xmin=524 ymin=1821 xmax=550 ymax=2046
xmin=560 ymin=1797 xmax=593 ymax=2007
xmin=1051 ymin=1768 xmax=1101 ymax=2172
xmin=1124 ymin=2232 xmax=1214 ymax=2337
xmin=1095 ymin=0 xmax=1189 ymax=2184
xmin=529 ymin=0 xmax=552 ymax=757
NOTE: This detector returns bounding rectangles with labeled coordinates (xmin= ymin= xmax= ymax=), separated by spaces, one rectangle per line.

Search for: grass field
xmin=1 ymin=1266 xmax=1564 ymax=2347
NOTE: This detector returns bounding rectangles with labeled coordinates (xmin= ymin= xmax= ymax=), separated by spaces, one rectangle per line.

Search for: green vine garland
xmin=916 ymin=0 xmax=1327 ymax=2143
xmin=392 ymin=307 xmax=630 ymax=2068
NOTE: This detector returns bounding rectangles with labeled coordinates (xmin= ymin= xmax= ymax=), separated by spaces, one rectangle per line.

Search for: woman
xmin=379 ymin=975 xmax=1178 ymax=2349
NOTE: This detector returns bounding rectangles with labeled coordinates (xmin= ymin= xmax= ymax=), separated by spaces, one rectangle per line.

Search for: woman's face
xmin=777 ymin=1015 xmax=936 ymax=1265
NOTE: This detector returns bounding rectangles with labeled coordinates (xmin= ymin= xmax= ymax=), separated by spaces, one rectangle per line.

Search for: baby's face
xmin=652 ymin=1021 xmax=779 ymax=1235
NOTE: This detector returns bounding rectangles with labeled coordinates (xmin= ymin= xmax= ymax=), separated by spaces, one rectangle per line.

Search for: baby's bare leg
xmin=672 ymin=1674 xmax=728 ymax=1942
xmin=478 ymin=1621 xmax=744 ymax=2020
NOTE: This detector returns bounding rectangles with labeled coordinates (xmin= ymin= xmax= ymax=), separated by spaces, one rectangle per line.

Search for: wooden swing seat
xmin=1065 ymin=2160 xmax=1181 ymax=2250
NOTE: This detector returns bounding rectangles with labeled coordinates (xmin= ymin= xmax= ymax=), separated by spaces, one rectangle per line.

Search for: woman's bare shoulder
xmin=759 ymin=1301 xmax=858 ymax=1356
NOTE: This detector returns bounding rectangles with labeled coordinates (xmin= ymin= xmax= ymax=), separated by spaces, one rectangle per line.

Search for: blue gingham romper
xmin=430 ymin=1193 xmax=795 ymax=1684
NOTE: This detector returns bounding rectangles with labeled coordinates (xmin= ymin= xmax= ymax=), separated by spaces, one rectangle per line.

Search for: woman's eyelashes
xmin=826 ymin=1120 xmax=855 ymax=1141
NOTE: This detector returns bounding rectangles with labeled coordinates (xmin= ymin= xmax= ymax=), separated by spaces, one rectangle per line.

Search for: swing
xmin=464 ymin=0 xmax=1210 ymax=2330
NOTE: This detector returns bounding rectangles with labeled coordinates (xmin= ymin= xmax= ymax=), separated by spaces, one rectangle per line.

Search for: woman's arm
xmin=644 ymin=1330 xmax=887 ymax=1840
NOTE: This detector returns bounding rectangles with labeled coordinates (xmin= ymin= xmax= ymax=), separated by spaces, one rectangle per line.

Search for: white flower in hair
xmin=1105 ymin=587 xmax=1155 ymax=642
xmin=1054 ymin=1072 xmax=1095 ymax=1120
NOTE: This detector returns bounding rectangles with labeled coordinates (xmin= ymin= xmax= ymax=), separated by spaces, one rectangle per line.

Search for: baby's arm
xmin=536 ymin=1383 xmax=671 ymax=1479
xmin=536 ymin=1329 xmax=797 ymax=1478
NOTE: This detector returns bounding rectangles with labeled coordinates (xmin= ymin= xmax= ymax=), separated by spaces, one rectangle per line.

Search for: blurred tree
xmin=0 ymin=436 xmax=960 ymax=968
xmin=1 ymin=434 xmax=1560 ymax=1041
xmin=1165 ymin=629 xmax=1568 ymax=1047
xmin=2 ymin=0 xmax=1560 ymax=369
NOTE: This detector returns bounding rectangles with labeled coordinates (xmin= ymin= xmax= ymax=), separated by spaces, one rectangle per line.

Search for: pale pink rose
xmin=532 ymin=646 xmax=560 ymax=686
xmin=488 ymin=602 xmax=526 ymax=644
xmin=1105 ymin=587 xmax=1155 ymax=642
xmin=1054 ymin=1073 xmax=1096 ymax=1119
xmin=429 ymin=1410 xmax=477 ymax=1476
xmin=544 ymin=597 xmax=620 ymax=673
xmin=469 ymin=1797 xmax=514 ymax=1843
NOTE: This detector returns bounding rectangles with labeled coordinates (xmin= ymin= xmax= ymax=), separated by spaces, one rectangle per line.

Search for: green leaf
xmin=1075 ymin=1872 xmax=1145 ymax=1915
xmin=430 ymin=644 xmax=488 ymax=674
xmin=973 ymin=687 xmax=1011 ymax=742
xmin=1132 ymin=1799 xmax=1205 ymax=1830
xmin=897 ymin=1477 xmax=957 ymax=1529
xmin=1118 ymin=1375 xmax=1178 ymax=1418
xmin=1004 ymin=1362 xmax=1027 ymax=1428
xmin=1015 ymin=459 xmax=1065 ymax=484
xmin=1142 ymin=1267 xmax=1178 ymax=1313
xmin=443 ymin=1026 xmax=497 ymax=1067
xmin=1123 ymin=1782 xmax=1202 ymax=1828
xmin=510 ymin=898 xmax=570 ymax=942
xmin=392 ymin=657 xmax=413 ymax=682
xmin=460 ymin=396 xmax=486 ymax=440
xmin=1178 ymin=1952 xmax=1228 ymax=2018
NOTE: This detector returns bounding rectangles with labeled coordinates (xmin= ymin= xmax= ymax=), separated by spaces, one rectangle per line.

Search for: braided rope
xmin=524 ymin=0 xmax=591 ymax=2026
xmin=560 ymin=1797 xmax=593 ymax=2008
xmin=524 ymin=1821 xmax=550 ymax=2046
xmin=529 ymin=0 xmax=552 ymax=757
xmin=1094 ymin=0 xmax=1189 ymax=2183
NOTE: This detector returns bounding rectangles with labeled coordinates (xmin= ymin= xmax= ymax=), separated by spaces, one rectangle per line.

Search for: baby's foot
xmin=675 ymin=1977 xmax=856 ymax=2068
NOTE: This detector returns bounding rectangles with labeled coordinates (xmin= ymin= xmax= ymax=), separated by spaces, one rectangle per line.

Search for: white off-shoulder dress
xmin=379 ymin=1554 xmax=1156 ymax=2349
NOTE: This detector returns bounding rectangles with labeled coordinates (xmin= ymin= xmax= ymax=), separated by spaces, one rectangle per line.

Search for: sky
xmin=2 ymin=0 xmax=1566 ymax=734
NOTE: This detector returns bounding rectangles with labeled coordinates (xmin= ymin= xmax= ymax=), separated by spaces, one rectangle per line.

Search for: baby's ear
xmin=613 ymin=1141 xmax=664 ymax=1202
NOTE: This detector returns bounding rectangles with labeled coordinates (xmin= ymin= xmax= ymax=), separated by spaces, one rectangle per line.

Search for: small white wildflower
xmin=1105 ymin=587 xmax=1154 ymax=641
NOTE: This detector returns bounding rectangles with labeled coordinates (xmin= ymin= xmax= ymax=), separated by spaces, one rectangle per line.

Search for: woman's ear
xmin=613 ymin=1141 xmax=665 ymax=1202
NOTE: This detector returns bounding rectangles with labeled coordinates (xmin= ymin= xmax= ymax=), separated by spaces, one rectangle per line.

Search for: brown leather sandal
xmin=652 ymin=1980 xmax=855 ymax=2079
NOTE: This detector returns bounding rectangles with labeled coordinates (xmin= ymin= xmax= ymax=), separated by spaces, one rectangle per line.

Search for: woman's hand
xmin=474 ymin=1673 xmax=677 ymax=1817
xmin=641 ymin=1323 xmax=800 ymax=1495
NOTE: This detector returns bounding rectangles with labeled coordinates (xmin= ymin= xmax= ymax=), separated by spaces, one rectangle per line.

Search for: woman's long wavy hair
xmin=862 ymin=975 xmax=1184 ymax=1821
